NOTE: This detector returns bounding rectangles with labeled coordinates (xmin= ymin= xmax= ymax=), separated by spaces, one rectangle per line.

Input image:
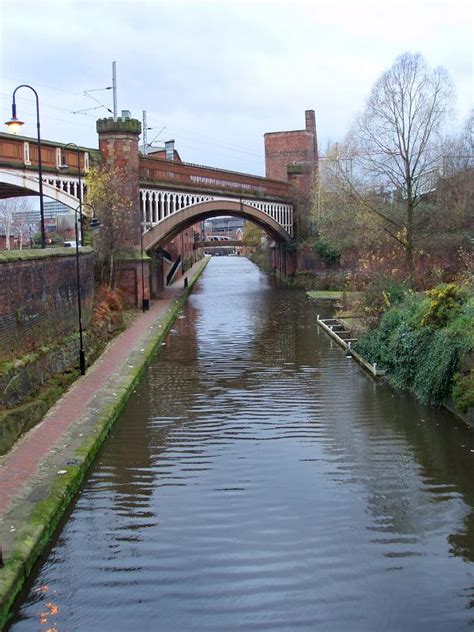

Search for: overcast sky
xmin=1 ymin=0 xmax=472 ymax=175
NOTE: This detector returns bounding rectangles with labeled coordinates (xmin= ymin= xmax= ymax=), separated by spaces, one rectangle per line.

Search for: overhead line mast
xmin=112 ymin=61 xmax=117 ymax=122
xmin=143 ymin=110 xmax=148 ymax=156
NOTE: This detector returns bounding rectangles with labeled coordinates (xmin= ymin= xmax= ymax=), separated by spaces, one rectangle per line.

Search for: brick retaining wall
xmin=0 ymin=248 xmax=95 ymax=362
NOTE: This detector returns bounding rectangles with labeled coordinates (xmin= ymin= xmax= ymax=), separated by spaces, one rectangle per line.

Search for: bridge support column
xmin=287 ymin=163 xmax=314 ymax=241
xmin=285 ymin=245 xmax=297 ymax=277
xmin=269 ymin=242 xmax=296 ymax=279
xmin=115 ymin=257 xmax=151 ymax=307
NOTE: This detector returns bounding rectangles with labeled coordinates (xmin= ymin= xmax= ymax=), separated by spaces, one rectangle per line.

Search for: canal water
xmin=10 ymin=257 xmax=474 ymax=631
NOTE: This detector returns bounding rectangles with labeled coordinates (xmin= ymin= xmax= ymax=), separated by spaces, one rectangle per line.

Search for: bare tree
xmin=436 ymin=109 xmax=474 ymax=235
xmin=0 ymin=197 xmax=35 ymax=250
xmin=0 ymin=199 xmax=15 ymax=249
xmin=340 ymin=52 xmax=454 ymax=278
xmin=15 ymin=214 xmax=32 ymax=250
xmin=86 ymin=165 xmax=134 ymax=288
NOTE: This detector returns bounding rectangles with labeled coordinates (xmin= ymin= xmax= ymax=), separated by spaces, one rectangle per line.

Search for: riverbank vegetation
xmin=354 ymin=283 xmax=473 ymax=412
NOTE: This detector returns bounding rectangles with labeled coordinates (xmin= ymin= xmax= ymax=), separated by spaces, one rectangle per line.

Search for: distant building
xmin=9 ymin=199 xmax=70 ymax=225
xmin=143 ymin=140 xmax=182 ymax=163
xmin=204 ymin=216 xmax=244 ymax=235
xmin=43 ymin=199 xmax=71 ymax=221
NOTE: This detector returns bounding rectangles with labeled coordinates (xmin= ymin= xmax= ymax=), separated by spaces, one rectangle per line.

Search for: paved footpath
xmin=0 ymin=258 xmax=209 ymax=546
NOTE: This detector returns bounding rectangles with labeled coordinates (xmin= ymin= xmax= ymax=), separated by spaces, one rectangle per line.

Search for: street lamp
xmin=72 ymin=203 xmax=86 ymax=375
xmin=72 ymin=202 xmax=100 ymax=375
xmin=141 ymin=222 xmax=149 ymax=312
xmin=5 ymin=85 xmax=46 ymax=248
xmin=58 ymin=143 xmax=83 ymax=244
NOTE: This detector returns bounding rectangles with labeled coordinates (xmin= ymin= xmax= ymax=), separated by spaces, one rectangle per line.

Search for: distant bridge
xmin=195 ymin=240 xmax=243 ymax=248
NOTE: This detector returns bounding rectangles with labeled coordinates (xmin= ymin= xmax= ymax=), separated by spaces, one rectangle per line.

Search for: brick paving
xmin=0 ymin=260 xmax=207 ymax=522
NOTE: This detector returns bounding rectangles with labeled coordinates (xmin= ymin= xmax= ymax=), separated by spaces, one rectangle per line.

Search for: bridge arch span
xmin=143 ymin=198 xmax=293 ymax=251
xmin=0 ymin=169 xmax=80 ymax=210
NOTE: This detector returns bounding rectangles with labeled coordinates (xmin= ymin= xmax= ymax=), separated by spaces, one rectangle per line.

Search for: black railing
xmin=166 ymin=255 xmax=182 ymax=286
xmin=159 ymin=247 xmax=173 ymax=264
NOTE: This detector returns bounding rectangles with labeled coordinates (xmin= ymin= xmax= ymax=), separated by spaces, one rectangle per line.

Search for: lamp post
xmin=72 ymin=202 xmax=99 ymax=376
xmin=58 ymin=143 xmax=83 ymax=244
xmin=140 ymin=222 xmax=149 ymax=312
xmin=72 ymin=203 xmax=86 ymax=375
xmin=5 ymin=85 xmax=46 ymax=248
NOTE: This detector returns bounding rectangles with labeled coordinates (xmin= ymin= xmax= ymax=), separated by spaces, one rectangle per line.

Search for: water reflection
xmin=10 ymin=257 xmax=474 ymax=632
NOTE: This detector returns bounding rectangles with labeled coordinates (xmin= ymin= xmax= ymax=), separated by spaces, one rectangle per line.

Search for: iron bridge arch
xmin=143 ymin=198 xmax=293 ymax=252
xmin=0 ymin=168 xmax=83 ymax=210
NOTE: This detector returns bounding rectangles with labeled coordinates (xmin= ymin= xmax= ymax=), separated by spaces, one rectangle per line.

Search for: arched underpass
xmin=142 ymin=199 xmax=293 ymax=252
xmin=142 ymin=198 xmax=296 ymax=291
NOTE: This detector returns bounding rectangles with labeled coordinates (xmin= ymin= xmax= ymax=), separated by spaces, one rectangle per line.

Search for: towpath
xmin=0 ymin=258 xmax=209 ymax=545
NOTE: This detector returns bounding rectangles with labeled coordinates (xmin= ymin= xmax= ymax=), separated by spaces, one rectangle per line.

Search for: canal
xmin=10 ymin=257 xmax=474 ymax=631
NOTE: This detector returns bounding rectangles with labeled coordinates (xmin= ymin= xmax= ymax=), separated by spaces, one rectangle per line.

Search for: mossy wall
xmin=0 ymin=248 xmax=95 ymax=362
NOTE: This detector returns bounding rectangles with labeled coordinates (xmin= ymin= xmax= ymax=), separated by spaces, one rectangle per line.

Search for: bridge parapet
xmin=0 ymin=132 xmax=94 ymax=175
xmin=140 ymin=156 xmax=290 ymax=200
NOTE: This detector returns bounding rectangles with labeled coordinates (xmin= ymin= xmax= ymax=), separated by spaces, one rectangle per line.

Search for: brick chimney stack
xmin=305 ymin=109 xmax=318 ymax=161
xmin=264 ymin=110 xmax=319 ymax=239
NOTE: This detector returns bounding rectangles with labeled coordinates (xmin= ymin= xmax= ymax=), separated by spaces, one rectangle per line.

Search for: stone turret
xmin=96 ymin=115 xmax=142 ymax=249
xmin=96 ymin=114 xmax=149 ymax=307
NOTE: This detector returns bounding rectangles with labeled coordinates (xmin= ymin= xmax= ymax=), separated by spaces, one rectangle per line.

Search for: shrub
xmin=92 ymin=285 xmax=123 ymax=328
xmin=388 ymin=323 xmax=426 ymax=390
xmin=313 ymin=238 xmax=341 ymax=265
xmin=444 ymin=296 xmax=474 ymax=347
xmin=95 ymin=285 xmax=123 ymax=311
xmin=421 ymin=283 xmax=467 ymax=328
xmin=361 ymin=276 xmax=409 ymax=325
xmin=452 ymin=370 xmax=474 ymax=413
xmin=354 ymin=283 xmax=472 ymax=407
xmin=412 ymin=330 xmax=460 ymax=405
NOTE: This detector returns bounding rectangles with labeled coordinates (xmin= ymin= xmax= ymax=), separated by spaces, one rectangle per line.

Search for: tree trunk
xmin=405 ymin=198 xmax=415 ymax=283
xmin=109 ymin=250 xmax=114 ymax=289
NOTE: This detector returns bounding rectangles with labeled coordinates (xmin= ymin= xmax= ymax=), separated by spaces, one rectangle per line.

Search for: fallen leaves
xmin=37 ymin=599 xmax=60 ymax=627
xmin=46 ymin=602 xmax=59 ymax=615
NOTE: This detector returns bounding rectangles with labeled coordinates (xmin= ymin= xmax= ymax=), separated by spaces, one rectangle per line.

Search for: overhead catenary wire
xmin=145 ymin=114 xmax=262 ymax=157
xmin=2 ymin=76 xmax=277 ymax=162
xmin=0 ymin=99 xmax=95 ymax=131
xmin=0 ymin=91 xmax=96 ymax=119
xmin=1 ymin=76 xmax=83 ymax=96
xmin=1 ymin=90 xmax=262 ymax=161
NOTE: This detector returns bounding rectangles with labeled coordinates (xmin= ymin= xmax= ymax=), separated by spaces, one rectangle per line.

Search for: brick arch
xmin=0 ymin=168 xmax=79 ymax=210
xmin=143 ymin=198 xmax=292 ymax=251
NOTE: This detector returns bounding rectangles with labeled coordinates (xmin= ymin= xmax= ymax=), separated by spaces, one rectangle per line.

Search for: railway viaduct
xmin=0 ymin=109 xmax=318 ymax=303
